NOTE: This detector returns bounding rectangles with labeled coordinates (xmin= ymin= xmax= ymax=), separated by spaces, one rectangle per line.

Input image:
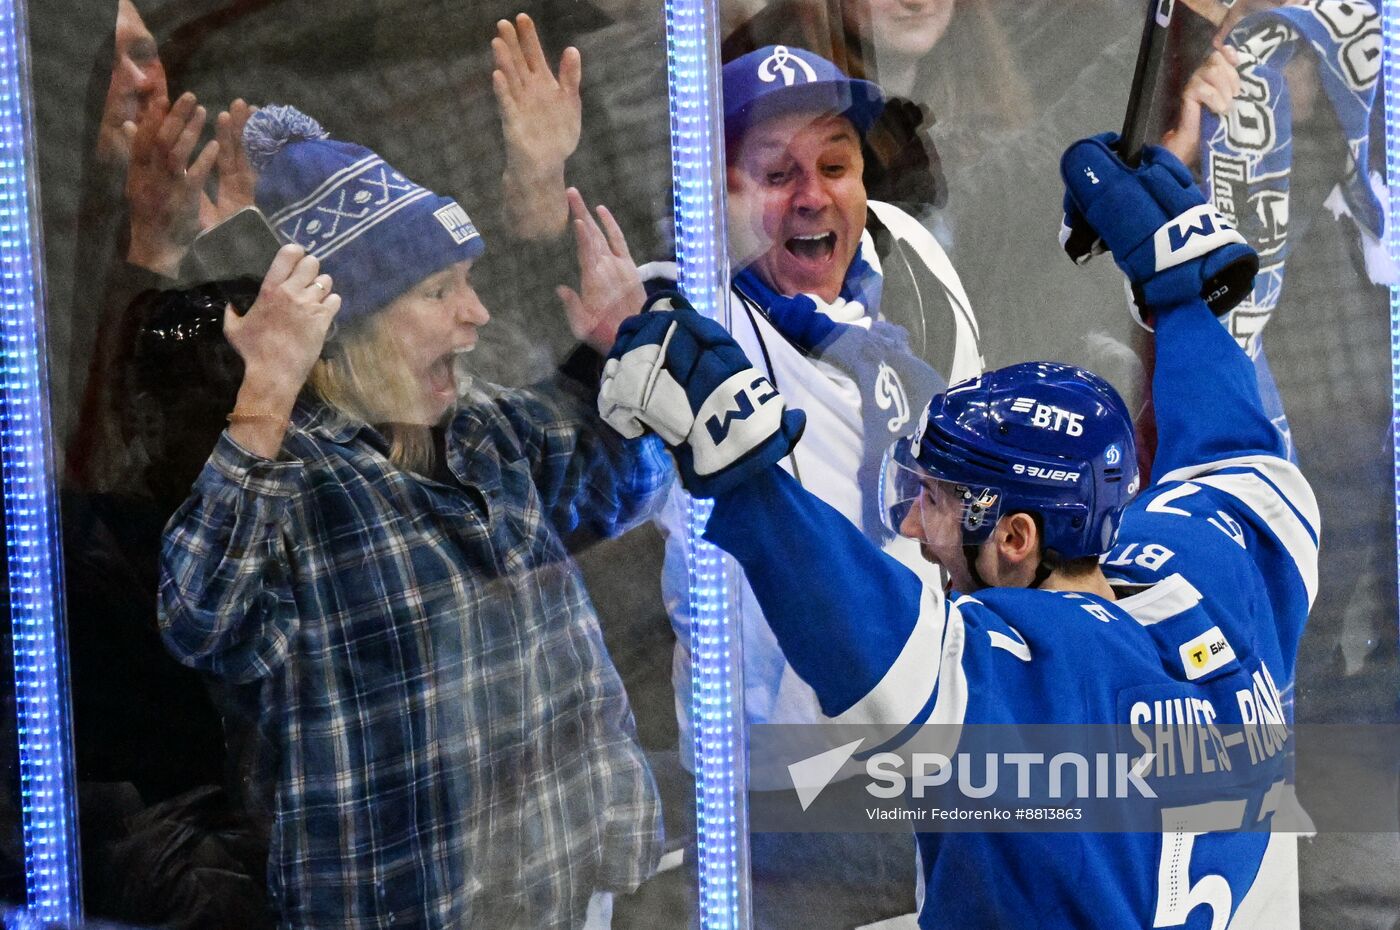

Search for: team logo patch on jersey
xmin=1179 ymin=626 xmax=1237 ymax=681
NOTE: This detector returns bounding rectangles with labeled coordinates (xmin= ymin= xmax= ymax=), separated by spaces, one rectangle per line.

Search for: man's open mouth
xmin=786 ymin=232 xmax=837 ymax=262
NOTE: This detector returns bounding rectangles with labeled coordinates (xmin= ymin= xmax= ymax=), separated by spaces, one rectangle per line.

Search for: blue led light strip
xmin=0 ymin=0 xmax=81 ymax=921
xmin=1387 ymin=0 xmax=1400 ymax=668
xmin=663 ymin=0 xmax=752 ymax=927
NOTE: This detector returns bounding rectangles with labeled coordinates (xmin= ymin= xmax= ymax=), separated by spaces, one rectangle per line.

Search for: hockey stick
xmin=1120 ymin=0 xmax=1176 ymax=165
xmin=1119 ymin=0 xmax=1237 ymax=165
xmin=1121 ymin=0 xmax=1251 ymax=484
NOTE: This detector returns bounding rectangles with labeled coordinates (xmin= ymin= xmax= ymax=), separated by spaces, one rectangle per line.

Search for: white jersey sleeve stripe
xmin=929 ymin=607 xmax=969 ymax=728
xmin=1117 ymin=573 xmax=1205 ymax=626
xmin=1248 ymin=466 xmax=1319 ymax=547
xmin=1156 ymin=455 xmax=1320 ymax=540
xmin=1189 ymin=471 xmax=1319 ymax=607
xmin=988 ymin=628 xmax=1032 ymax=661
xmin=831 ymin=585 xmax=960 ymax=728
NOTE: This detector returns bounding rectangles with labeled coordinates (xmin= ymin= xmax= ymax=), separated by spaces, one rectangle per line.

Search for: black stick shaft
xmin=1120 ymin=0 xmax=1176 ymax=166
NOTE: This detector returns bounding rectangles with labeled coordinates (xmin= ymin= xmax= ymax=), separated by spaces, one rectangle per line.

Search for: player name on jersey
xmin=1129 ymin=657 xmax=1290 ymax=778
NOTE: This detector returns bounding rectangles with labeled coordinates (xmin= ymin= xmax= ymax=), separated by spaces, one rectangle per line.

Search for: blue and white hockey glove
xmin=599 ymin=291 xmax=805 ymax=498
xmin=1060 ymin=133 xmax=1258 ymax=327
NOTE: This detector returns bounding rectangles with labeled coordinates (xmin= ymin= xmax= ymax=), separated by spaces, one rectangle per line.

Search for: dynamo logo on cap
xmin=758 ymin=46 xmax=818 ymax=87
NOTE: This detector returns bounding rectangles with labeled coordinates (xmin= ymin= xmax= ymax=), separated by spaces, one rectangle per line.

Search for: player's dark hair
xmin=1017 ymin=511 xmax=1101 ymax=584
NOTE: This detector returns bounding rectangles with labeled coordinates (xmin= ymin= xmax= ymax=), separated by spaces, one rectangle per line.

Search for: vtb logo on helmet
xmin=897 ymin=361 xmax=1138 ymax=559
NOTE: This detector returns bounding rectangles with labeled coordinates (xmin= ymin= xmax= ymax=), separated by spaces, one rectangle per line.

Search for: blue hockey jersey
xmin=705 ymin=298 xmax=1319 ymax=929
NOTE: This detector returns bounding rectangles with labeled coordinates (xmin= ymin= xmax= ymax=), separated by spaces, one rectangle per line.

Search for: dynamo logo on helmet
xmin=908 ymin=361 xmax=1137 ymax=559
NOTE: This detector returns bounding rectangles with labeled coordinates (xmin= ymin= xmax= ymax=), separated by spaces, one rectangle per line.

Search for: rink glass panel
xmin=6 ymin=1 xmax=1399 ymax=929
xmin=716 ymin=2 xmax=1399 ymax=930
xmin=23 ymin=0 xmax=689 ymax=926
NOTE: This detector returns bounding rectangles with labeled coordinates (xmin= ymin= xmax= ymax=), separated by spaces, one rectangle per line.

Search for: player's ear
xmin=993 ymin=512 xmax=1042 ymax=581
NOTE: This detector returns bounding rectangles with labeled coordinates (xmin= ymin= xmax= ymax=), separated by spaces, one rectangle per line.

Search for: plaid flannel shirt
xmin=159 ymin=379 xmax=670 ymax=930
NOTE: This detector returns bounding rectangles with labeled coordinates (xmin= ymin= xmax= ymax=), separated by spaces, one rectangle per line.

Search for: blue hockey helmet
xmin=882 ymin=362 xmax=1138 ymax=560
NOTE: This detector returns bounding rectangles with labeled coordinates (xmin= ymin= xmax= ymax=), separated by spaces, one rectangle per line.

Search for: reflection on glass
xmin=34 ymin=1 xmax=684 ymax=928
xmin=14 ymin=0 xmax=1399 ymax=927
xmin=1200 ymin=6 xmax=1398 ymax=924
xmin=646 ymin=36 xmax=982 ymax=927
xmin=704 ymin=1 xmax=1396 ymax=929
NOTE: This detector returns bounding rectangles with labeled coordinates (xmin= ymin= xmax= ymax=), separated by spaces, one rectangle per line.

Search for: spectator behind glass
xmin=94 ymin=0 xmax=166 ymax=165
xmin=615 ymin=45 xmax=981 ymax=929
xmin=67 ymin=0 xmax=256 ymax=494
xmin=160 ymin=105 xmax=667 ymax=930
xmin=726 ymin=2 xmax=1245 ymax=407
xmin=723 ymin=0 xmax=1031 ymax=219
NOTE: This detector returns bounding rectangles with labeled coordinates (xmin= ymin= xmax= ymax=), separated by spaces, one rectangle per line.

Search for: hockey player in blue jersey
xmin=596 ymin=132 xmax=1314 ymax=928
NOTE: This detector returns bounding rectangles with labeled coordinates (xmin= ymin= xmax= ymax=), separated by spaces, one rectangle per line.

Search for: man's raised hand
xmin=204 ymin=98 xmax=258 ymax=228
xmin=1162 ymin=44 xmax=1244 ymax=165
xmin=124 ymin=92 xmax=218 ymax=277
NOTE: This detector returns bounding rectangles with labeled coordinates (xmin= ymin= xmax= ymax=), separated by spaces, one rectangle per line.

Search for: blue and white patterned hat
xmin=245 ymin=105 xmax=485 ymax=324
xmin=723 ymin=45 xmax=885 ymax=145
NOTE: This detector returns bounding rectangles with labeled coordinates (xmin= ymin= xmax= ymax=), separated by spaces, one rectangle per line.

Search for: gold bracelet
xmin=227 ymin=409 xmax=290 ymax=426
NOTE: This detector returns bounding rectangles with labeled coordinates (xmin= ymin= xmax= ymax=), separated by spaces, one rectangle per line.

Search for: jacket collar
xmin=293 ymin=395 xmax=390 ymax=452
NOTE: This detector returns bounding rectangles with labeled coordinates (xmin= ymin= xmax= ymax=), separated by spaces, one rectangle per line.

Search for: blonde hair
xmin=308 ymin=312 xmax=438 ymax=474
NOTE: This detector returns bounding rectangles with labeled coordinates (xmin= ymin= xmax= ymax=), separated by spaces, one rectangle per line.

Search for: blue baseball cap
xmin=723 ymin=45 xmax=885 ymax=144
